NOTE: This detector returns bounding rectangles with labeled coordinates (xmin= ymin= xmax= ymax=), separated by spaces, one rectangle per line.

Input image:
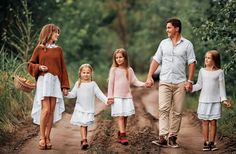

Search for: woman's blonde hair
xmin=111 ymin=48 xmax=130 ymax=81
xmin=38 ymin=24 xmax=60 ymax=47
xmin=205 ymin=50 xmax=221 ymax=69
xmin=78 ymin=63 xmax=93 ymax=87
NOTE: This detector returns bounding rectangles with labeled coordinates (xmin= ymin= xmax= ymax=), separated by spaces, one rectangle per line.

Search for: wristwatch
xmin=187 ymin=80 xmax=194 ymax=84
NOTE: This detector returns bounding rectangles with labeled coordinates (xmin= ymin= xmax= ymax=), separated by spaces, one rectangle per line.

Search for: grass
xmin=0 ymin=49 xmax=33 ymax=144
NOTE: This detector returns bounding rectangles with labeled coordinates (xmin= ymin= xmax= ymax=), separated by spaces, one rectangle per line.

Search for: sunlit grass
xmin=0 ymin=49 xmax=33 ymax=144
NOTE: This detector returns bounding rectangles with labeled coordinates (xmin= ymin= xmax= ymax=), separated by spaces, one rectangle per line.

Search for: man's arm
xmin=186 ymin=62 xmax=196 ymax=91
xmin=146 ymin=60 xmax=160 ymax=87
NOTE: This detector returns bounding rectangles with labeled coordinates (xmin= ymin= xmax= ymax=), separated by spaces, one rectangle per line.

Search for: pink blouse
xmin=108 ymin=67 xmax=145 ymax=98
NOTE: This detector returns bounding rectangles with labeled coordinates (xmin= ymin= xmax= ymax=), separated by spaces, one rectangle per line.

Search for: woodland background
xmin=0 ymin=0 xmax=235 ymax=145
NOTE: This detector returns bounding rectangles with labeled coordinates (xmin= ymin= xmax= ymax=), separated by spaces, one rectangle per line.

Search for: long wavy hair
xmin=38 ymin=24 xmax=60 ymax=47
xmin=110 ymin=48 xmax=130 ymax=81
xmin=77 ymin=63 xmax=93 ymax=87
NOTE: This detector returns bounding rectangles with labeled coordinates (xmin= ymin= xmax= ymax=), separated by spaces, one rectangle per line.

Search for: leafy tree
xmin=195 ymin=0 xmax=236 ymax=98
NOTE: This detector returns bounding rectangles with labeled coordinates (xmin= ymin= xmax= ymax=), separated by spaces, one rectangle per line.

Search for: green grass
xmin=0 ymin=49 xmax=33 ymax=144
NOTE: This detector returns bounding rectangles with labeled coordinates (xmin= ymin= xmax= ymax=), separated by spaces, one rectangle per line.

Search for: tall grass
xmin=0 ymin=47 xmax=33 ymax=144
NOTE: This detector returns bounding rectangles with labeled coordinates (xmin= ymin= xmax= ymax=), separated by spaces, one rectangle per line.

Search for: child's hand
xmin=145 ymin=80 xmax=153 ymax=88
xmin=63 ymin=89 xmax=68 ymax=96
xmin=223 ymin=100 xmax=232 ymax=108
xmin=107 ymin=98 xmax=114 ymax=105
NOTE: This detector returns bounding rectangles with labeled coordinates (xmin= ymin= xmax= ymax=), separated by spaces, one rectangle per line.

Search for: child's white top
xmin=108 ymin=67 xmax=145 ymax=98
xmin=66 ymin=81 xmax=108 ymax=113
xmin=192 ymin=68 xmax=227 ymax=102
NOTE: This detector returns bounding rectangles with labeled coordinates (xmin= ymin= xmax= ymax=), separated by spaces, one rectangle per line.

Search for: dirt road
xmin=18 ymin=87 xmax=229 ymax=154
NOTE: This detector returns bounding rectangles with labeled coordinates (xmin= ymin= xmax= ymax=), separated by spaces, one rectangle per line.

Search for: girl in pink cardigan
xmin=108 ymin=48 xmax=145 ymax=145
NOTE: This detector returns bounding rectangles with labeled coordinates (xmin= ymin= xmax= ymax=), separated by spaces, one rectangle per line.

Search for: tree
xmin=195 ymin=0 xmax=236 ymax=98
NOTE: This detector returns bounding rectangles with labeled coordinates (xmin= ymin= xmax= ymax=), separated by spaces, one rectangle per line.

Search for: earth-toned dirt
xmin=2 ymin=86 xmax=236 ymax=154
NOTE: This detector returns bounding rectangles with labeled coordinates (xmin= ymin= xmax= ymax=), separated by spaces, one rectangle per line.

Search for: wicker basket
xmin=13 ymin=62 xmax=36 ymax=93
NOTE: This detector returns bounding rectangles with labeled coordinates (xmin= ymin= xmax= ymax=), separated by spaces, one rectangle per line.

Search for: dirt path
xmin=19 ymin=101 xmax=107 ymax=154
xmin=18 ymin=87 xmax=230 ymax=154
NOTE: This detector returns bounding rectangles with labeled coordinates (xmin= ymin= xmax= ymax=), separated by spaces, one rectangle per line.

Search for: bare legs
xmin=118 ymin=116 xmax=128 ymax=133
xmin=80 ymin=126 xmax=88 ymax=140
xmin=80 ymin=126 xmax=89 ymax=150
xmin=202 ymin=120 xmax=217 ymax=143
xmin=39 ymin=97 xmax=56 ymax=149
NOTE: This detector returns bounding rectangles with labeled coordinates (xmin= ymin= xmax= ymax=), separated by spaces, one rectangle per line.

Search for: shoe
xmin=168 ymin=136 xmax=179 ymax=148
xmin=38 ymin=138 xmax=46 ymax=150
xmin=45 ymin=138 xmax=52 ymax=149
xmin=202 ymin=142 xmax=210 ymax=151
xmin=151 ymin=135 xmax=167 ymax=147
xmin=81 ymin=139 xmax=89 ymax=150
xmin=210 ymin=142 xmax=218 ymax=151
xmin=118 ymin=132 xmax=128 ymax=145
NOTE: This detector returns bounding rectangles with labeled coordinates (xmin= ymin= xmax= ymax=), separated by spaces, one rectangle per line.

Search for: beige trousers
xmin=158 ymin=82 xmax=186 ymax=137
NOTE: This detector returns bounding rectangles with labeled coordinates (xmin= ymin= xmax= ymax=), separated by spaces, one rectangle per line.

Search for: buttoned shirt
xmin=153 ymin=37 xmax=196 ymax=84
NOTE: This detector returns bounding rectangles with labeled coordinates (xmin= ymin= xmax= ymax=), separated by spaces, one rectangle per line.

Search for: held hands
xmin=39 ymin=65 xmax=48 ymax=72
xmin=184 ymin=81 xmax=193 ymax=92
xmin=223 ymin=100 xmax=232 ymax=108
xmin=63 ymin=89 xmax=68 ymax=96
xmin=145 ymin=77 xmax=154 ymax=88
xmin=107 ymin=98 xmax=114 ymax=105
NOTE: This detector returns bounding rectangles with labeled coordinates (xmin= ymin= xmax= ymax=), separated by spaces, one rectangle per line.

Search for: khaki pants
xmin=158 ymin=82 xmax=186 ymax=137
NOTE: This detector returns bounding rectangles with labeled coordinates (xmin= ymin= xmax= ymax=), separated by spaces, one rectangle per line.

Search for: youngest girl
xmin=191 ymin=50 xmax=231 ymax=151
xmin=66 ymin=64 xmax=113 ymax=150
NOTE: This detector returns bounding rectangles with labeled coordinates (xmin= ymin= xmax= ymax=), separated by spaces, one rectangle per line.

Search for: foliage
xmin=0 ymin=47 xmax=33 ymax=144
xmin=0 ymin=0 xmax=36 ymax=144
xmin=50 ymin=0 xmax=118 ymax=71
xmin=1 ymin=0 xmax=37 ymax=61
xmin=194 ymin=0 xmax=236 ymax=98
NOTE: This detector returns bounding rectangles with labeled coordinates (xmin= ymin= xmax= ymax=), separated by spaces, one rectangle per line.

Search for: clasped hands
xmin=145 ymin=77 xmax=194 ymax=93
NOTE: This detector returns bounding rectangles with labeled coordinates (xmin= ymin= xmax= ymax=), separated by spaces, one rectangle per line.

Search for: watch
xmin=187 ymin=80 xmax=194 ymax=84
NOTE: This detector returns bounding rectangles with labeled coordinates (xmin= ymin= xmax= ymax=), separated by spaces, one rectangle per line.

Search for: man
xmin=146 ymin=18 xmax=196 ymax=148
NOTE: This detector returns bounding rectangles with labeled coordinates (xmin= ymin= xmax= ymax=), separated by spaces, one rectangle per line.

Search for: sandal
xmin=38 ymin=138 xmax=46 ymax=150
xmin=46 ymin=138 xmax=52 ymax=149
xmin=81 ymin=139 xmax=89 ymax=150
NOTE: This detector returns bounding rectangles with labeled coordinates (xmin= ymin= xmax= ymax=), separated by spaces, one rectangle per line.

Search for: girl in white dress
xmin=65 ymin=64 xmax=113 ymax=150
xmin=108 ymin=48 xmax=145 ymax=145
xmin=191 ymin=50 xmax=231 ymax=151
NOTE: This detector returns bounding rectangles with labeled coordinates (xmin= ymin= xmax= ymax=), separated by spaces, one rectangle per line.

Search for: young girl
xmin=65 ymin=64 xmax=113 ymax=150
xmin=28 ymin=24 xmax=70 ymax=150
xmin=191 ymin=50 xmax=231 ymax=151
xmin=108 ymin=48 xmax=145 ymax=145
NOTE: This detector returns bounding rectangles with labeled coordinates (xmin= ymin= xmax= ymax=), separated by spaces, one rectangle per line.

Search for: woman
xmin=28 ymin=24 xmax=69 ymax=150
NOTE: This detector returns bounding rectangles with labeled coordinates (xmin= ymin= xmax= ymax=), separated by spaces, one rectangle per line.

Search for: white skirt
xmin=111 ymin=98 xmax=135 ymax=117
xmin=197 ymin=102 xmax=221 ymax=120
xmin=70 ymin=110 xmax=94 ymax=126
xmin=31 ymin=73 xmax=65 ymax=125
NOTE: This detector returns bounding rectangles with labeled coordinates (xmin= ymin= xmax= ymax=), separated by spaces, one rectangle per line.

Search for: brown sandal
xmin=81 ymin=139 xmax=89 ymax=150
xmin=46 ymin=138 xmax=52 ymax=149
xmin=38 ymin=138 xmax=46 ymax=150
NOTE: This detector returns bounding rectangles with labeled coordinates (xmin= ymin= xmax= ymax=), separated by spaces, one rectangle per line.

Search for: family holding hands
xmin=27 ymin=18 xmax=231 ymax=151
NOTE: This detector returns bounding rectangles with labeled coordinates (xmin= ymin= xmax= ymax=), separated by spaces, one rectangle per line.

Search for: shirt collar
xmin=46 ymin=44 xmax=57 ymax=48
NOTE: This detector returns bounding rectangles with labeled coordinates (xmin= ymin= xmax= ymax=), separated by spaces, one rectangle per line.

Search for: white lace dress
xmin=31 ymin=73 xmax=65 ymax=125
